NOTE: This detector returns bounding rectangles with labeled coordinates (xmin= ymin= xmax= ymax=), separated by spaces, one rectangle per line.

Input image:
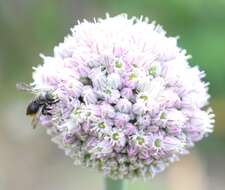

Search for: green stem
xmin=104 ymin=178 xmax=126 ymax=190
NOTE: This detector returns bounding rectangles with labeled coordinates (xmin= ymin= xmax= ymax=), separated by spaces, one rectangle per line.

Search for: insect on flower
xmin=16 ymin=83 xmax=60 ymax=129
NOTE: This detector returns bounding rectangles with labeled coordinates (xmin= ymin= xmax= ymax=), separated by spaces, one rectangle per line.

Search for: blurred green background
xmin=0 ymin=0 xmax=225 ymax=190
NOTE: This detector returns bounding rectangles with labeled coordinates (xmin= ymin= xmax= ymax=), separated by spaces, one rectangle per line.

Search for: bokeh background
xmin=1 ymin=0 xmax=225 ymax=190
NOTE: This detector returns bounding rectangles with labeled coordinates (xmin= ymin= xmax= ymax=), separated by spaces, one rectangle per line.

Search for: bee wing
xmin=31 ymin=117 xmax=39 ymax=129
xmin=31 ymin=108 xmax=42 ymax=129
xmin=16 ymin=82 xmax=38 ymax=94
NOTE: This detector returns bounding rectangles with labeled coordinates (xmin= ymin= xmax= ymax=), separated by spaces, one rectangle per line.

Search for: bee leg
xmin=42 ymin=109 xmax=52 ymax=116
xmin=42 ymin=106 xmax=52 ymax=116
xmin=45 ymin=107 xmax=52 ymax=111
xmin=41 ymin=108 xmax=46 ymax=115
xmin=48 ymin=99 xmax=60 ymax=105
xmin=46 ymin=112 xmax=52 ymax=116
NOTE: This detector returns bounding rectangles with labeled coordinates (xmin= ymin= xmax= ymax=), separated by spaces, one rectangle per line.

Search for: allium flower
xmin=26 ymin=14 xmax=214 ymax=180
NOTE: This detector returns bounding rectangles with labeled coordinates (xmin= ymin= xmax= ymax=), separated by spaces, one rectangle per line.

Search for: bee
xmin=17 ymin=83 xmax=60 ymax=129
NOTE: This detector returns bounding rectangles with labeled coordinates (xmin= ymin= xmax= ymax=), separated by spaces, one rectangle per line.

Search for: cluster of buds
xmin=30 ymin=14 xmax=214 ymax=179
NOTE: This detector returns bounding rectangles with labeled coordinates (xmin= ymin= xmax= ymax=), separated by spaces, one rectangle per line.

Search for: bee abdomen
xmin=26 ymin=101 xmax=40 ymax=115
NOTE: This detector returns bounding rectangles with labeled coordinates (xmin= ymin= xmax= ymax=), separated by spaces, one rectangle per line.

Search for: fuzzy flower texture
xmin=31 ymin=14 xmax=214 ymax=179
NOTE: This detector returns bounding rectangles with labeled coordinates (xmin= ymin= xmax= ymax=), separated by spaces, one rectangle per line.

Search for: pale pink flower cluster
xmin=31 ymin=14 xmax=214 ymax=179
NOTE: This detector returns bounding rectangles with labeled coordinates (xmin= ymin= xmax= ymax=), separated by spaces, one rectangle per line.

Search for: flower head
xmin=27 ymin=14 xmax=214 ymax=179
